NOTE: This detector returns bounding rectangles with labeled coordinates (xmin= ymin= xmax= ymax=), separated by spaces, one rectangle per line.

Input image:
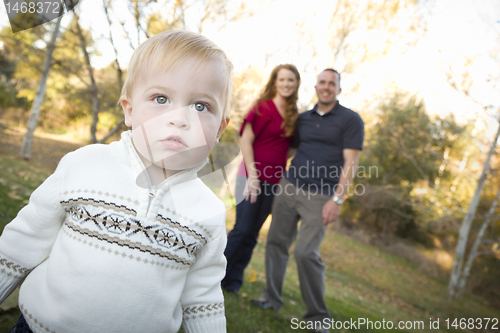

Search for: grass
xmin=225 ymin=228 xmax=499 ymax=333
xmin=0 ymin=123 xmax=499 ymax=332
xmin=0 ymin=156 xmax=49 ymax=225
xmin=0 ymin=156 xmax=48 ymax=327
xmin=0 ymin=154 xmax=54 ymax=328
xmin=0 ymin=124 xmax=82 ymax=330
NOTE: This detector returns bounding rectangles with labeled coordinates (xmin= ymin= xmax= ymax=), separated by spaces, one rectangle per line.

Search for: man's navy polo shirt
xmin=285 ymin=101 xmax=364 ymax=196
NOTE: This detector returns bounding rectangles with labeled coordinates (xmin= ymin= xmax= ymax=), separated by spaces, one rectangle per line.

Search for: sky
xmin=1 ymin=0 xmax=499 ymax=127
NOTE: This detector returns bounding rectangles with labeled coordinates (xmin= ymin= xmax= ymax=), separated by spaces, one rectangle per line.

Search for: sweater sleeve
xmin=181 ymin=214 xmax=227 ymax=333
xmin=0 ymin=155 xmax=67 ymax=304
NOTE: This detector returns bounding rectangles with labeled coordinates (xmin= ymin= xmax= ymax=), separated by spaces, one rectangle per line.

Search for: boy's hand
xmin=244 ymin=176 xmax=261 ymax=204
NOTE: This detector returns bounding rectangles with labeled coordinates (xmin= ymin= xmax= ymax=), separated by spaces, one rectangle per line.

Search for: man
xmin=251 ymin=69 xmax=364 ymax=333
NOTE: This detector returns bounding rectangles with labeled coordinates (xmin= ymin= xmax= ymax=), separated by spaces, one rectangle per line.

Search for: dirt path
xmin=0 ymin=122 xmax=85 ymax=171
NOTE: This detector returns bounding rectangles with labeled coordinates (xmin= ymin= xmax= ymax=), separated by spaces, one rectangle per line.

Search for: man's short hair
xmin=322 ymin=68 xmax=341 ymax=85
xmin=120 ymin=30 xmax=234 ymax=117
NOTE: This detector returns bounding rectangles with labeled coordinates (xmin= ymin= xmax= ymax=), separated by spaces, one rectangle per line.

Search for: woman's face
xmin=274 ymin=68 xmax=299 ymax=99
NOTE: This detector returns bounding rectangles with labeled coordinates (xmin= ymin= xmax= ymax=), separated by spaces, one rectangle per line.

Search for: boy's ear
xmin=216 ymin=115 xmax=231 ymax=139
xmin=120 ymin=96 xmax=133 ymax=127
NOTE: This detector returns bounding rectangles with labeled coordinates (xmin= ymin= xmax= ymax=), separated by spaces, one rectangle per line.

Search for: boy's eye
xmin=194 ymin=103 xmax=207 ymax=112
xmin=155 ymin=96 xmax=168 ymax=104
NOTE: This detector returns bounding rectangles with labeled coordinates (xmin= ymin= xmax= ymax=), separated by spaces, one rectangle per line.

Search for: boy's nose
xmin=167 ymin=108 xmax=190 ymax=129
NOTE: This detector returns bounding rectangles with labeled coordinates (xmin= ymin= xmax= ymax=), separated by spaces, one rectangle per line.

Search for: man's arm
xmin=322 ymin=149 xmax=361 ymax=225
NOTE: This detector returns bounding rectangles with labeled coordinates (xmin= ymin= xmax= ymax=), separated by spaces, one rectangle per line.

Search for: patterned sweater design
xmin=0 ymin=131 xmax=227 ymax=333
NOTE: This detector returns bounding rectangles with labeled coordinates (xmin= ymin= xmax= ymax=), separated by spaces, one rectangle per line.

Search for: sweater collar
xmin=119 ymin=130 xmax=209 ymax=191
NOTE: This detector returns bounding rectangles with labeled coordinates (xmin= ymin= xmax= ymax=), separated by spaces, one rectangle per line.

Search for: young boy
xmin=0 ymin=30 xmax=232 ymax=333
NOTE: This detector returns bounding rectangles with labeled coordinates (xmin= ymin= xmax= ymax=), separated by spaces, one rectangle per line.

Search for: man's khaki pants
xmin=260 ymin=178 xmax=332 ymax=322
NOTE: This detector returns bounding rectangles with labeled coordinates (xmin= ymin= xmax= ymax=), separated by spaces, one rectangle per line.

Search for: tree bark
xmin=97 ymin=118 xmax=124 ymax=144
xmin=454 ymin=186 xmax=500 ymax=299
xmin=19 ymin=15 xmax=62 ymax=160
xmin=73 ymin=13 xmax=100 ymax=144
xmin=103 ymin=0 xmax=123 ymax=89
xmin=97 ymin=0 xmax=125 ymax=144
xmin=447 ymin=120 xmax=500 ymax=300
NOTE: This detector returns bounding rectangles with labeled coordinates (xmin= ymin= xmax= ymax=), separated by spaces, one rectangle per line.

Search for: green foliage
xmin=352 ymin=91 xmax=474 ymax=245
xmin=0 ymin=27 xmax=38 ymax=108
xmin=0 ymin=77 xmax=27 ymax=109
xmin=0 ymin=50 xmax=15 ymax=79
xmin=147 ymin=13 xmax=177 ymax=35
xmin=39 ymin=15 xmax=98 ymax=130
xmin=220 ymin=124 xmax=237 ymax=144
xmin=0 ymin=14 xmax=103 ymax=132
xmin=367 ymin=93 xmax=438 ymax=185
xmin=0 ymin=22 xmax=49 ymax=102
xmin=0 ymin=307 xmax=21 ymax=332
xmin=95 ymin=62 xmax=123 ymax=133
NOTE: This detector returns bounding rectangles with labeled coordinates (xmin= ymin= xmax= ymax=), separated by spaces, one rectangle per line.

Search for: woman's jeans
xmin=222 ymin=176 xmax=277 ymax=292
xmin=9 ymin=314 xmax=33 ymax=333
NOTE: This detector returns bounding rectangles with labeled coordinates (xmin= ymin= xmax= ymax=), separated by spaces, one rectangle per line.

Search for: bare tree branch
xmin=73 ymin=9 xmax=100 ymax=143
xmin=109 ymin=1 xmax=136 ymax=50
xmin=98 ymin=118 xmax=125 ymax=144
xmin=103 ymin=0 xmax=123 ymax=89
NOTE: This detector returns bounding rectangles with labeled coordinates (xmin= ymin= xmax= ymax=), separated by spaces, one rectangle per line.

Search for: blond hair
xmin=120 ymin=30 xmax=233 ymax=116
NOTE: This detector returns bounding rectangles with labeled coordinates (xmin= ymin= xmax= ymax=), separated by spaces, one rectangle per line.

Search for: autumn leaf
xmin=247 ymin=269 xmax=257 ymax=283
xmin=7 ymin=192 xmax=22 ymax=200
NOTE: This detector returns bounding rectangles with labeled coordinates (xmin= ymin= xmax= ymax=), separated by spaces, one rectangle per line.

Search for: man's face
xmin=121 ymin=57 xmax=229 ymax=171
xmin=315 ymin=70 xmax=341 ymax=106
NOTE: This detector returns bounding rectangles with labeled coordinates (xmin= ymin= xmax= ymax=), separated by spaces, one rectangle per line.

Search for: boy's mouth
xmin=161 ymin=135 xmax=188 ymax=150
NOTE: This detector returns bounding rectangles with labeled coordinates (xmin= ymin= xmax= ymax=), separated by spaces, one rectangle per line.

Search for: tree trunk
xmin=454 ymin=186 xmax=500 ymax=298
xmin=98 ymin=0 xmax=125 ymax=144
xmin=103 ymin=0 xmax=124 ymax=89
xmin=89 ymin=89 xmax=99 ymax=143
xmin=74 ymin=14 xmax=100 ymax=144
xmin=19 ymin=15 xmax=62 ymax=160
xmin=97 ymin=118 xmax=124 ymax=144
xmin=447 ymin=121 xmax=500 ymax=300
xmin=434 ymin=147 xmax=449 ymax=187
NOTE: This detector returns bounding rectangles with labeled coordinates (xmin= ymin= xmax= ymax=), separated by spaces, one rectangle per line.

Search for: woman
xmin=222 ymin=64 xmax=300 ymax=295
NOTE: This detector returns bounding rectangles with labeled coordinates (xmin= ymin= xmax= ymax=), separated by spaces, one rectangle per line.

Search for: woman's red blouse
xmin=237 ymin=100 xmax=294 ymax=184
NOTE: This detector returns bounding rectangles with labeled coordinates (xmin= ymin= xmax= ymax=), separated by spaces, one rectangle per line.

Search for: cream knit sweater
xmin=0 ymin=131 xmax=227 ymax=333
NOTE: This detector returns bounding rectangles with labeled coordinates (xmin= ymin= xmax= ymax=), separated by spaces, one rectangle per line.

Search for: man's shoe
xmin=250 ymin=299 xmax=274 ymax=310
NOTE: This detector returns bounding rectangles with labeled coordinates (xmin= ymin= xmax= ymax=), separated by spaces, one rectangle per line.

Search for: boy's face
xmin=121 ymin=57 xmax=230 ymax=172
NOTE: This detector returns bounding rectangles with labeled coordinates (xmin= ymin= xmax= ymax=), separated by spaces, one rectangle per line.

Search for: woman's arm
xmin=239 ymin=122 xmax=260 ymax=203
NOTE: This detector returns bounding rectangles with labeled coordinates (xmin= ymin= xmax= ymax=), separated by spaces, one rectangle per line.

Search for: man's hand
xmin=243 ymin=176 xmax=261 ymax=204
xmin=322 ymin=200 xmax=340 ymax=225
